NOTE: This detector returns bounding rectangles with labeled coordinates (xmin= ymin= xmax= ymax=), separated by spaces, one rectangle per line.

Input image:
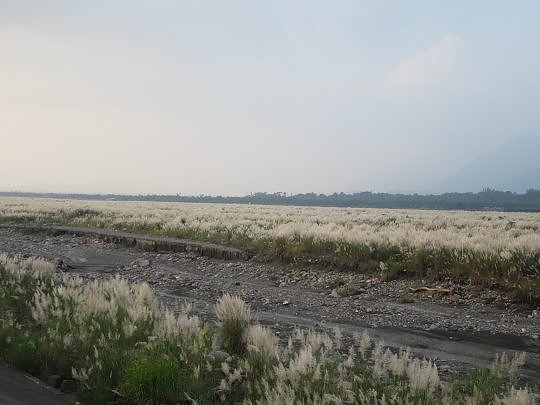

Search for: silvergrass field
xmin=1 ymin=197 xmax=539 ymax=303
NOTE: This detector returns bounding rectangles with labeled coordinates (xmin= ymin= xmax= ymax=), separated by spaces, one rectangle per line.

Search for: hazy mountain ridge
xmin=435 ymin=133 xmax=540 ymax=192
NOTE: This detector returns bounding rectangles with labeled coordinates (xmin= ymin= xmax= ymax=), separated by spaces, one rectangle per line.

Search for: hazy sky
xmin=1 ymin=1 xmax=539 ymax=195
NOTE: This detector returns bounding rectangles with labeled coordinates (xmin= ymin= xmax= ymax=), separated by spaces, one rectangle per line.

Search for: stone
xmin=60 ymin=379 xmax=77 ymax=393
xmin=335 ymin=285 xmax=366 ymax=297
xmin=211 ymin=350 xmax=230 ymax=362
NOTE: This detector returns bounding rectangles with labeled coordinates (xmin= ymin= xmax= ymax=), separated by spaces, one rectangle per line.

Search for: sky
xmin=1 ymin=0 xmax=539 ymax=195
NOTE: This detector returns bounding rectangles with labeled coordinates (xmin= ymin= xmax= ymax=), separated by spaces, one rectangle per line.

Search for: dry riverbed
xmin=0 ymin=225 xmax=539 ymax=387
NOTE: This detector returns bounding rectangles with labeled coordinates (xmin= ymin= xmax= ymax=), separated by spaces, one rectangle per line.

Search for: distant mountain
xmin=435 ymin=133 xmax=540 ymax=192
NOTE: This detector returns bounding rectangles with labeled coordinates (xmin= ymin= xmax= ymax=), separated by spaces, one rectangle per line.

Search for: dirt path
xmin=1 ymin=225 xmax=539 ymax=386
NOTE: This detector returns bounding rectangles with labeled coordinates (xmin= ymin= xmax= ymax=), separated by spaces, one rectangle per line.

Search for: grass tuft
xmin=215 ymin=293 xmax=251 ymax=355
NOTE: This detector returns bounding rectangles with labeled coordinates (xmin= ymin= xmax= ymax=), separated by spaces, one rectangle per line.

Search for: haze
xmin=1 ymin=1 xmax=539 ymax=195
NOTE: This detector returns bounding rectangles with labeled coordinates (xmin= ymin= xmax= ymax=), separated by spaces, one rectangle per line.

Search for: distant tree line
xmin=2 ymin=188 xmax=540 ymax=212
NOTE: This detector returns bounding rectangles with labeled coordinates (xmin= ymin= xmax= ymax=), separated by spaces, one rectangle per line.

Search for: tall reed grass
xmin=0 ymin=255 xmax=534 ymax=404
xmin=1 ymin=196 xmax=538 ymax=302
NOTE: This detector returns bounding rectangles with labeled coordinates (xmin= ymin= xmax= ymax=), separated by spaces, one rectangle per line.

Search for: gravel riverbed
xmin=1 ymin=225 xmax=539 ymax=386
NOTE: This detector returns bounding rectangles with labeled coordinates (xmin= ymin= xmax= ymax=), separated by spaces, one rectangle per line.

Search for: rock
xmin=207 ymin=350 xmax=230 ymax=363
xmin=60 ymin=379 xmax=77 ymax=393
xmin=335 ymin=285 xmax=366 ymax=297
xmin=138 ymin=259 xmax=150 ymax=267
xmin=130 ymin=258 xmax=150 ymax=268
xmin=397 ymin=295 xmax=414 ymax=304
xmin=214 ymin=350 xmax=230 ymax=361
xmin=54 ymin=258 xmax=72 ymax=271
xmin=46 ymin=374 xmax=62 ymax=388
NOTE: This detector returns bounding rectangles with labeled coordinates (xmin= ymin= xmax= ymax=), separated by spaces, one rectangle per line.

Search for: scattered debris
xmin=409 ymin=287 xmax=454 ymax=295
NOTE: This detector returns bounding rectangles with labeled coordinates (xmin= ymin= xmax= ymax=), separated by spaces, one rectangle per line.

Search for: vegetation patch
xmin=0 ymin=255 xmax=535 ymax=404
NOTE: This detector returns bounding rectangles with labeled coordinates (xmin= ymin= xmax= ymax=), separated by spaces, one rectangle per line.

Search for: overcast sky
xmin=1 ymin=1 xmax=539 ymax=195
